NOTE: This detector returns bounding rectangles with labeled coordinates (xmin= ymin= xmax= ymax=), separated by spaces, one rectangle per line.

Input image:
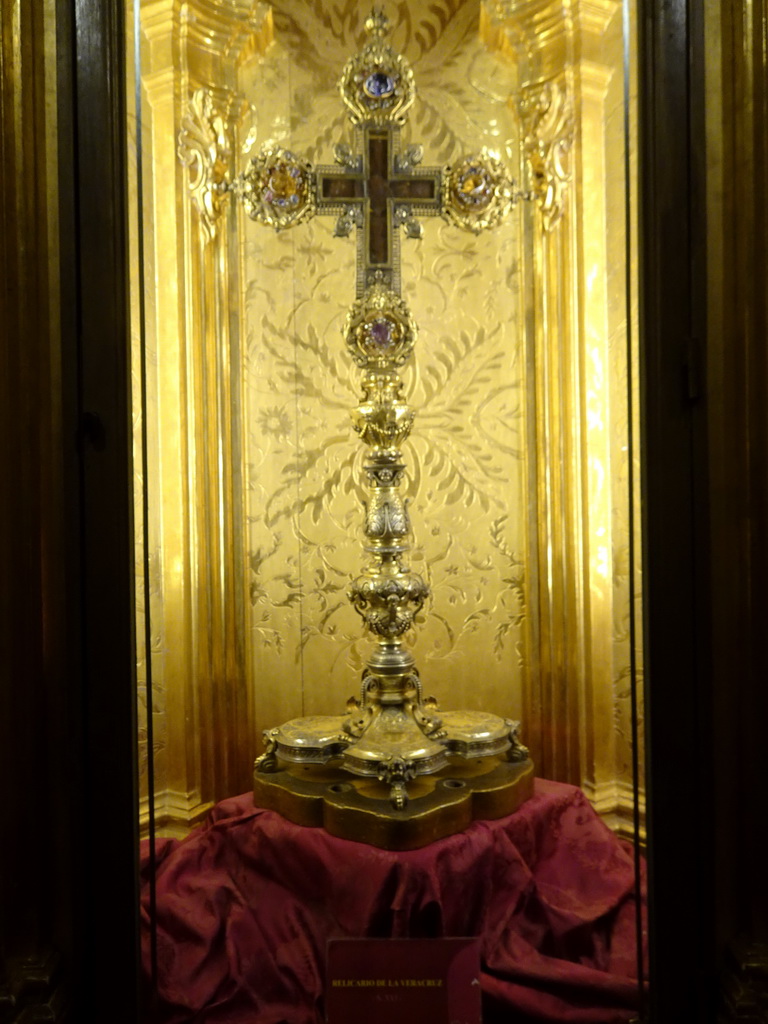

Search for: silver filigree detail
xmin=393 ymin=205 xmax=423 ymax=239
xmin=334 ymin=142 xmax=363 ymax=171
xmin=394 ymin=143 xmax=423 ymax=173
xmin=334 ymin=204 xmax=364 ymax=237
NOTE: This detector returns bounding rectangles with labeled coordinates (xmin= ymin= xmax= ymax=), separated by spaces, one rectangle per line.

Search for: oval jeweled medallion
xmin=238 ymin=145 xmax=316 ymax=230
xmin=338 ymin=14 xmax=414 ymax=126
xmin=442 ymin=151 xmax=517 ymax=235
xmin=343 ymin=284 xmax=417 ymax=369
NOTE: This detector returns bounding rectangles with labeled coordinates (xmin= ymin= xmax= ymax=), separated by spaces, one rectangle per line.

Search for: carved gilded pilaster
xmin=481 ymin=0 xmax=642 ymax=833
xmin=519 ymin=76 xmax=574 ymax=231
xmin=527 ymin=66 xmax=584 ymax=788
xmin=177 ymin=89 xmax=231 ymax=241
xmin=132 ymin=0 xmax=272 ymax=832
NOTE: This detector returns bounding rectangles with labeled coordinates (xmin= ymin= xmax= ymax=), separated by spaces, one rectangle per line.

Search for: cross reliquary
xmin=178 ymin=8 xmax=536 ymax=847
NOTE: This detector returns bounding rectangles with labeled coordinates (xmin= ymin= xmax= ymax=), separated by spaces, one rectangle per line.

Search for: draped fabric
xmin=141 ymin=779 xmax=646 ymax=1023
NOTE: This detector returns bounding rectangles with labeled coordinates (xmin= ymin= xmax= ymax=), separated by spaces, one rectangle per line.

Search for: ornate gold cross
xmin=182 ymin=9 xmax=532 ymax=823
xmin=317 ymin=127 xmax=441 ymax=290
xmin=234 ymin=11 xmax=519 ymax=295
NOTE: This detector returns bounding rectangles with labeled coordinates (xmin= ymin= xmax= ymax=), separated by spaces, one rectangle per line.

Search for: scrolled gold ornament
xmin=338 ymin=10 xmax=415 ymax=126
xmin=442 ymin=150 xmax=518 ymax=234
xmin=236 ymin=145 xmax=316 ymax=231
xmin=177 ymin=89 xmax=231 ymax=242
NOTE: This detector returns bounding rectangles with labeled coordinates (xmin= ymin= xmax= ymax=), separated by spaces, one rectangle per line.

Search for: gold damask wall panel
xmin=239 ymin=1 xmax=528 ymax=736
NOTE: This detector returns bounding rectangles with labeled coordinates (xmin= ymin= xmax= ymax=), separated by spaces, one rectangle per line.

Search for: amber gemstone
xmin=266 ymin=164 xmax=303 ymax=207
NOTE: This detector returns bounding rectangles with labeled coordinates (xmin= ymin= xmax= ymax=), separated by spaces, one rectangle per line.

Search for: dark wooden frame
xmin=1 ymin=0 xmax=140 ymax=1019
xmin=3 ymin=0 xmax=767 ymax=1020
xmin=639 ymin=0 xmax=716 ymax=1018
xmin=63 ymin=0 xmax=143 ymax=1014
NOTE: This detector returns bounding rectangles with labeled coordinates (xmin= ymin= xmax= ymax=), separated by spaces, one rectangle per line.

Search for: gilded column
xmin=134 ymin=0 xmax=272 ymax=831
xmin=481 ymin=0 xmax=641 ymax=833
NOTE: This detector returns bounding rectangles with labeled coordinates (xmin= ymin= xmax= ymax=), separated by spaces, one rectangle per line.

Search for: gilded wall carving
xmin=177 ymin=88 xmax=231 ymax=241
xmin=519 ymin=76 xmax=573 ymax=230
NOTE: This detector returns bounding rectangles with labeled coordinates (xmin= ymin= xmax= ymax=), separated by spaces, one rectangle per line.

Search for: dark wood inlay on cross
xmin=318 ymin=128 xmax=442 ymax=272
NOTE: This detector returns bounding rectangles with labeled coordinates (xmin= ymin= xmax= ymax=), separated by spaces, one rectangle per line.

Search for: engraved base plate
xmin=253 ymin=755 xmax=534 ymax=850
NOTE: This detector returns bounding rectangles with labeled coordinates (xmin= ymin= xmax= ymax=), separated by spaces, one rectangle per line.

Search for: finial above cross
xmin=233 ymin=10 xmax=520 ymax=296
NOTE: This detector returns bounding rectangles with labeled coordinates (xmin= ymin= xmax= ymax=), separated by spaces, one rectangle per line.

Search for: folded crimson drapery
xmin=141 ymin=778 xmax=646 ymax=1023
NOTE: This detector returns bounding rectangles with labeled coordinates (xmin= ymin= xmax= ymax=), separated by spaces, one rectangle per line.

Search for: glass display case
xmin=127 ymin=0 xmax=646 ymax=1017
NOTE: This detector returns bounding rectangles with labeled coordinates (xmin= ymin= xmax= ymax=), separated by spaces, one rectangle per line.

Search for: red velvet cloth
xmin=141 ymin=779 xmax=646 ymax=1023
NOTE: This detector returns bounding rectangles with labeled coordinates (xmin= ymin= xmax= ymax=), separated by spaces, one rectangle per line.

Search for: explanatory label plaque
xmin=326 ymin=937 xmax=482 ymax=1024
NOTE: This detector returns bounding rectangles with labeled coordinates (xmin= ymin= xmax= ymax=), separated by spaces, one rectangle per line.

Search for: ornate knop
xmin=343 ymin=284 xmax=417 ymax=369
xmin=352 ymin=373 xmax=414 ymax=450
xmin=338 ymin=9 xmax=415 ymax=125
xmin=177 ymin=89 xmax=231 ymax=242
xmin=348 ymin=572 xmax=429 ymax=640
xmin=236 ymin=145 xmax=316 ymax=231
xmin=443 ymin=150 xmax=518 ymax=234
xmin=520 ymin=78 xmax=574 ymax=231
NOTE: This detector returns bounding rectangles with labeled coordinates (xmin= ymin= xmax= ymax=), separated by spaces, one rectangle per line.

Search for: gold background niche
xmin=129 ymin=0 xmax=643 ymax=840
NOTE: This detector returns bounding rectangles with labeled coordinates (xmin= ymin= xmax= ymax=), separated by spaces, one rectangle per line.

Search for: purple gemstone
xmin=368 ymin=318 xmax=394 ymax=349
xmin=364 ymin=71 xmax=395 ymax=98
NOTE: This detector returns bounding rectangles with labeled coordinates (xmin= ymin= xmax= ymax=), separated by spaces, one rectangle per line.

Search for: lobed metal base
xmin=256 ymin=703 xmax=529 ymax=810
xmin=253 ymin=754 xmax=535 ymax=850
